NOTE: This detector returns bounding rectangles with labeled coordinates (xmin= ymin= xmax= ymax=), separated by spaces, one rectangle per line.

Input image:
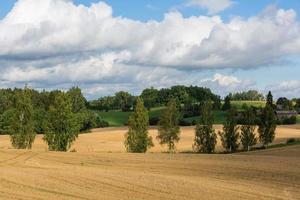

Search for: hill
xmin=96 ymin=101 xmax=266 ymax=126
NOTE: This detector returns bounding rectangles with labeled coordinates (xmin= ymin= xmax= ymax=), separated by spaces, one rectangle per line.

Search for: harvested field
xmin=1 ymin=125 xmax=298 ymax=153
xmin=0 ymin=125 xmax=299 ymax=200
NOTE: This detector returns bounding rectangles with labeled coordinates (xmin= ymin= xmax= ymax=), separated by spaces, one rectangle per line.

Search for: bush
xmin=178 ymin=119 xmax=192 ymax=126
xmin=149 ymin=116 xmax=160 ymax=125
xmin=286 ymin=138 xmax=299 ymax=144
xmin=95 ymin=115 xmax=109 ymax=128
xmin=278 ymin=116 xmax=297 ymax=125
xmin=76 ymin=110 xmax=97 ymax=132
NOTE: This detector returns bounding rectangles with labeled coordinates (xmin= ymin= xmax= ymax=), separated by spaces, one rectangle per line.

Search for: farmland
xmin=0 ymin=125 xmax=299 ymax=199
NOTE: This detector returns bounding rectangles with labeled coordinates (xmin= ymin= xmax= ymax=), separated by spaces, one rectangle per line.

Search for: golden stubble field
xmin=0 ymin=125 xmax=299 ymax=200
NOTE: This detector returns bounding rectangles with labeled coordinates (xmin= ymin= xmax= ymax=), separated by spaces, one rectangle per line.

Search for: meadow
xmin=0 ymin=125 xmax=299 ymax=199
xmin=96 ymin=101 xmax=267 ymax=126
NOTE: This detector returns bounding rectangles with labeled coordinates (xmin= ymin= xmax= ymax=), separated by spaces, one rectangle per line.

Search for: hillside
xmin=96 ymin=101 xmax=266 ymax=127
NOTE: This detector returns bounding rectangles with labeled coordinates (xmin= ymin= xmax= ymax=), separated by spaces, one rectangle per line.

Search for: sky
xmin=0 ymin=0 xmax=299 ymax=99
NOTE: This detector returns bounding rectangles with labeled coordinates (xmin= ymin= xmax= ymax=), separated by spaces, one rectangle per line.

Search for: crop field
xmin=0 ymin=125 xmax=299 ymax=199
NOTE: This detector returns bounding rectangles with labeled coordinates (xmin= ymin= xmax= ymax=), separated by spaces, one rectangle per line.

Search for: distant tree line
xmin=0 ymin=87 xmax=108 ymax=151
xmin=125 ymin=95 xmax=278 ymax=153
xmin=88 ymin=85 xmax=221 ymax=112
xmin=229 ymin=90 xmax=265 ymax=101
xmin=88 ymin=87 xmax=298 ymax=126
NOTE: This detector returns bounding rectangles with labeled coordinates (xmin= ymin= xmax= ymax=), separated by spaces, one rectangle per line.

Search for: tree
xmin=43 ymin=92 xmax=80 ymax=151
xmin=115 ymin=91 xmax=135 ymax=112
xmin=266 ymin=91 xmax=274 ymax=108
xmin=140 ymin=87 xmax=159 ymax=109
xmin=67 ymin=87 xmax=87 ymax=113
xmin=193 ymin=101 xmax=217 ymax=153
xmin=213 ymin=96 xmax=222 ymax=110
xmin=240 ymin=107 xmax=257 ymax=151
xmin=9 ymin=88 xmax=36 ymax=149
xmin=124 ymin=97 xmax=153 ymax=153
xmin=276 ymin=97 xmax=292 ymax=110
xmin=99 ymin=96 xmax=116 ymax=111
xmin=157 ymin=99 xmax=180 ymax=152
xmin=258 ymin=105 xmax=277 ymax=148
xmin=231 ymin=90 xmax=264 ymax=101
xmin=0 ymin=89 xmax=14 ymax=114
xmin=76 ymin=110 xmax=97 ymax=133
xmin=222 ymin=95 xmax=231 ymax=111
xmin=0 ymin=109 xmax=15 ymax=135
xmin=33 ymin=108 xmax=47 ymax=134
xmin=219 ymin=108 xmax=240 ymax=153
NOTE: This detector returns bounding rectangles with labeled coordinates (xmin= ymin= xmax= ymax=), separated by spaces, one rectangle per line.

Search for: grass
xmin=231 ymin=100 xmax=265 ymax=110
xmin=97 ymin=101 xmax=300 ymax=127
xmin=95 ymin=107 xmax=165 ymax=126
xmin=95 ymin=111 xmax=130 ymax=126
xmin=184 ymin=110 xmax=227 ymax=124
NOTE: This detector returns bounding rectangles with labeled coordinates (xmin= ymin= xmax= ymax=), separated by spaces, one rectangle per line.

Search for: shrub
xmin=95 ymin=115 xmax=109 ymax=128
xmin=178 ymin=119 xmax=192 ymax=126
xmin=280 ymin=116 xmax=297 ymax=125
xmin=149 ymin=116 xmax=160 ymax=126
xmin=286 ymin=138 xmax=299 ymax=144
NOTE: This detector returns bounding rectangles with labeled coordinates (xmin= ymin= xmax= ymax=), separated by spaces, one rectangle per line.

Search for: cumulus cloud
xmin=1 ymin=0 xmax=300 ymax=69
xmin=199 ymin=73 xmax=256 ymax=96
xmin=185 ymin=0 xmax=234 ymax=14
xmin=0 ymin=0 xmax=299 ymax=98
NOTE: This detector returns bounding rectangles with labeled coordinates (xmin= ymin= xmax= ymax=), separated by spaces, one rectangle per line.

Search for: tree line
xmin=125 ymin=96 xmax=278 ymax=153
xmin=0 ymin=85 xmax=297 ymax=152
xmin=89 ymin=85 xmax=221 ymax=112
xmin=0 ymin=87 xmax=108 ymax=151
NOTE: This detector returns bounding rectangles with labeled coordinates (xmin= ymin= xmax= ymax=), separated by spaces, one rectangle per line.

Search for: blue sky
xmin=0 ymin=0 xmax=299 ymax=99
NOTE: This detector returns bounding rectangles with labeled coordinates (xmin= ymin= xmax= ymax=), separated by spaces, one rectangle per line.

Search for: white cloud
xmin=268 ymin=80 xmax=300 ymax=98
xmin=199 ymin=73 xmax=256 ymax=96
xmin=0 ymin=0 xmax=299 ymax=98
xmin=186 ymin=0 xmax=234 ymax=14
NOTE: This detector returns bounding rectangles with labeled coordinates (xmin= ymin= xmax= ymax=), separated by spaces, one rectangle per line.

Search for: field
xmin=97 ymin=101 xmax=266 ymax=126
xmin=0 ymin=125 xmax=299 ymax=199
xmin=231 ymin=100 xmax=265 ymax=110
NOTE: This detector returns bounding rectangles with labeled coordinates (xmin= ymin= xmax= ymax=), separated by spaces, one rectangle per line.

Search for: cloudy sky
xmin=0 ymin=0 xmax=299 ymax=99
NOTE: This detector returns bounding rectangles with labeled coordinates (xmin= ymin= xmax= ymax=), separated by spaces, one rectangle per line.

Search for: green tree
xmin=222 ymin=95 xmax=231 ymax=111
xmin=0 ymin=89 xmax=14 ymax=113
xmin=140 ymin=87 xmax=159 ymax=110
xmin=33 ymin=108 xmax=47 ymax=134
xmin=157 ymin=99 xmax=180 ymax=152
xmin=9 ymin=88 xmax=36 ymax=149
xmin=124 ymin=97 xmax=153 ymax=153
xmin=193 ymin=101 xmax=217 ymax=153
xmin=0 ymin=109 xmax=16 ymax=135
xmin=258 ymin=105 xmax=277 ymax=148
xmin=219 ymin=108 xmax=240 ymax=153
xmin=76 ymin=110 xmax=97 ymax=133
xmin=115 ymin=91 xmax=135 ymax=112
xmin=276 ymin=97 xmax=292 ymax=110
xmin=266 ymin=91 xmax=274 ymax=108
xmin=43 ymin=92 xmax=80 ymax=151
xmin=67 ymin=87 xmax=87 ymax=113
xmin=240 ymin=107 xmax=257 ymax=151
